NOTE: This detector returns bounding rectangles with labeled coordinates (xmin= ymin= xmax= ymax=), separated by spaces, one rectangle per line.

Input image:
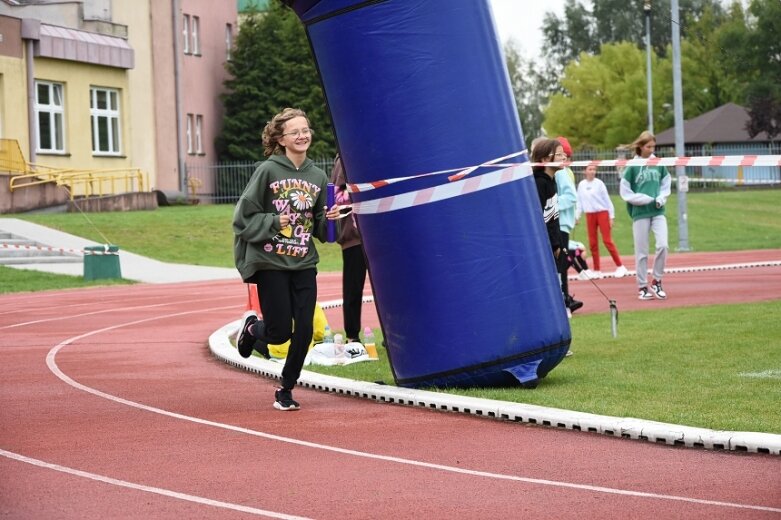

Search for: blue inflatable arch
xmin=285 ymin=0 xmax=571 ymax=388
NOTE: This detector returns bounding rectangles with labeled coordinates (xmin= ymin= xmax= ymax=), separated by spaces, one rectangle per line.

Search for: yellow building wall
xmin=111 ymin=1 xmax=159 ymax=190
xmin=0 ymin=54 xmax=30 ymax=161
xmin=33 ymin=57 xmax=132 ymax=172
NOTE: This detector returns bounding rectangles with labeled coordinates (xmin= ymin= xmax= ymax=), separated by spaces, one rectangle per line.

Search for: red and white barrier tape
xmin=347 ymin=153 xmax=781 ymax=194
xmin=1 ymin=243 xmax=118 ymax=255
xmin=347 ymin=149 xmax=527 ymax=194
xmin=352 ymin=163 xmax=532 ymax=215
xmin=537 ymin=154 xmax=781 ymax=169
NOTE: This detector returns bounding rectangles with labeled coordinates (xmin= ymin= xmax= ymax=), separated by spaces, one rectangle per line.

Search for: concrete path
xmin=0 ymin=217 xmax=240 ymax=283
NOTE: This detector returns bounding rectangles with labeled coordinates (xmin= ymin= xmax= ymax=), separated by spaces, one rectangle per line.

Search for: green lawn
xmin=304 ymin=301 xmax=781 ymax=434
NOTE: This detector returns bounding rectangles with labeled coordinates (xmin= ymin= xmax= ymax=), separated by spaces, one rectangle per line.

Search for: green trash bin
xmin=83 ymin=245 xmax=122 ymax=280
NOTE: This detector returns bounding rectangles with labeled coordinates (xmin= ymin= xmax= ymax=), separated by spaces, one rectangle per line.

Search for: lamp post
xmin=671 ymin=0 xmax=690 ymax=250
xmin=644 ymin=1 xmax=653 ymax=133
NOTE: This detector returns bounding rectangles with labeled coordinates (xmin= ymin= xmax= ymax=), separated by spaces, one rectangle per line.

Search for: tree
xmin=543 ymin=42 xmax=667 ymax=148
xmin=718 ymin=0 xmax=781 ymax=139
xmin=216 ymin=1 xmax=335 ymax=162
xmin=541 ymin=0 xmax=728 ymax=71
xmin=503 ymin=41 xmax=547 ymax=142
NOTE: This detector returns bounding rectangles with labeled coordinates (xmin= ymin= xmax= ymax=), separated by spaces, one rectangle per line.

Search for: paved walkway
xmin=0 ymin=217 xmax=239 ymax=283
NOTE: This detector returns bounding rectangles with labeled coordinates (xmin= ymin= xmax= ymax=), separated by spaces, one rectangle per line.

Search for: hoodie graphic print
xmin=267 ymin=177 xmax=322 ymax=258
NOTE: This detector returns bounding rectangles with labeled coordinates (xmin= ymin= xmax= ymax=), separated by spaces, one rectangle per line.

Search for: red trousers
xmin=585 ymin=211 xmax=623 ymax=271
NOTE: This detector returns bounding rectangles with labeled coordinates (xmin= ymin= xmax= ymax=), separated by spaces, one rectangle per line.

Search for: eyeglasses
xmin=282 ymin=128 xmax=312 ymax=138
xmin=553 ymin=152 xmax=568 ymax=159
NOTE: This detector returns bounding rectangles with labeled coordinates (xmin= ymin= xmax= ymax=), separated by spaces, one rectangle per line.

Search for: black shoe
xmin=273 ymin=388 xmax=300 ymax=411
xmin=236 ymin=311 xmax=258 ymax=358
xmin=566 ymin=295 xmax=584 ymax=313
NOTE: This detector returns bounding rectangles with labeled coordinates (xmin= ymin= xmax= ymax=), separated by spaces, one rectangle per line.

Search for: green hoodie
xmin=233 ymin=154 xmax=328 ymax=281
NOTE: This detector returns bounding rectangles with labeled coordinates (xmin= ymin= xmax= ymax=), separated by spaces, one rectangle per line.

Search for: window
xmin=195 ymin=114 xmax=203 ymax=154
xmin=90 ymin=87 xmax=121 ymax=155
xmin=186 ymin=113 xmax=194 ymax=154
xmin=35 ymin=81 xmax=65 ymax=153
xmin=191 ymin=16 xmax=200 ymax=55
xmin=182 ymin=14 xmax=190 ymax=54
xmin=225 ymin=23 xmax=233 ymax=61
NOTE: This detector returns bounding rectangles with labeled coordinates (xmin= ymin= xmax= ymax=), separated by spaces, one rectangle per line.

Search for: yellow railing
xmin=0 ymin=138 xmax=28 ymax=173
xmin=9 ymin=168 xmax=148 ymax=199
xmin=2 ymin=139 xmax=149 ymax=199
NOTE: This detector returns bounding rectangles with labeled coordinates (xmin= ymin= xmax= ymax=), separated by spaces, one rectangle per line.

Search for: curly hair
xmin=261 ymin=108 xmax=313 ymax=157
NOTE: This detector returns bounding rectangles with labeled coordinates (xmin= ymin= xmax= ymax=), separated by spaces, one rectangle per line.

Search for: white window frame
xmin=186 ymin=113 xmax=194 ymax=154
xmin=191 ymin=16 xmax=200 ymax=56
xmin=90 ymin=86 xmax=122 ymax=155
xmin=195 ymin=114 xmax=203 ymax=154
xmin=182 ymin=14 xmax=190 ymax=54
xmin=225 ymin=23 xmax=233 ymax=61
xmin=34 ymin=80 xmax=66 ymax=154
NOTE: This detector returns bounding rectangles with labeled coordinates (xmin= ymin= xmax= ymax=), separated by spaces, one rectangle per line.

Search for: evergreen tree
xmin=216 ymin=1 xmax=335 ymax=162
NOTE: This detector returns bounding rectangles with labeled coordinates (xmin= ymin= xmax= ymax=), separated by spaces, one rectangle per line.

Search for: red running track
xmin=1 ymin=250 xmax=780 ymax=519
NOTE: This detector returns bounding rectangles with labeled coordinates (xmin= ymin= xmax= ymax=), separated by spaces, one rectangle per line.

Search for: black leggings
xmin=558 ymin=231 xmax=570 ymax=298
xmin=342 ymin=244 xmax=367 ymax=340
xmin=252 ymin=269 xmax=317 ymax=390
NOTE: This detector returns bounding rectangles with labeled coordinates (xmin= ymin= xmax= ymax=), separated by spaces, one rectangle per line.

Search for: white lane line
xmin=0 ymin=448 xmax=313 ymax=520
xmin=0 ymin=295 xmax=237 ymax=330
xmin=43 ymin=306 xmax=781 ymax=515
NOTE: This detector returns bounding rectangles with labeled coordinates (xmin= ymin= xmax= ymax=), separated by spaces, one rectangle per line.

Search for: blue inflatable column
xmin=286 ymin=0 xmax=570 ymax=388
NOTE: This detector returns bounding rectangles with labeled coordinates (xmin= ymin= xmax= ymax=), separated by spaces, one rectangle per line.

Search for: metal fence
xmin=185 ymin=158 xmax=335 ymax=204
xmin=187 ymin=144 xmax=779 ymax=203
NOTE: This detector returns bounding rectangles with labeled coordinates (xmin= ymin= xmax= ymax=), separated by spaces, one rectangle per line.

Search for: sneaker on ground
xmin=274 ymin=388 xmax=300 ymax=411
xmin=565 ymin=349 xmax=574 ymax=357
xmin=577 ymin=270 xmax=589 ymax=281
xmin=651 ymin=280 xmax=667 ymax=299
xmin=614 ymin=265 xmax=628 ymax=278
xmin=236 ymin=311 xmax=258 ymax=358
xmin=638 ymin=287 xmax=653 ymax=300
xmin=589 ymin=270 xmax=603 ymax=279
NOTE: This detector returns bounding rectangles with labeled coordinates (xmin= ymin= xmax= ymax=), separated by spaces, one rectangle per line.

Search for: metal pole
xmin=671 ymin=0 xmax=690 ymax=250
xmin=644 ymin=2 xmax=653 ymax=134
xmin=172 ymin=0 xmax=187 ymax=194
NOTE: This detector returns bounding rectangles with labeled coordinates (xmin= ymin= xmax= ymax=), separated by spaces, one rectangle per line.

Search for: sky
xmin=489 ymin=0 xmax=567 ymax=57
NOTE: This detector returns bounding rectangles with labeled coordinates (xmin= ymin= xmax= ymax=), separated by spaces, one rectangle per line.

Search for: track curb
xmin=209 ymin=320 xmax=781 ymax=456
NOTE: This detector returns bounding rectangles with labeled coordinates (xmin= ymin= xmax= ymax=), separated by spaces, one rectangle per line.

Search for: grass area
xmin=3 ymin=189 xmax=781 ymax=433
xmin=304 ymin=300 xmax=781 ymax=434
xmin=13 ymin=189 xmax=781 ymax=271
xmin=573 ymin=188 xmax=781 ymax=257
xmin=15 ymin=205 xmax=345 ymax=271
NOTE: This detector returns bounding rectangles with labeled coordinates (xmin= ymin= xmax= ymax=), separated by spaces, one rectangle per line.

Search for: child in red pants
xmin=576 ymin=164 xmax=627 ymax=278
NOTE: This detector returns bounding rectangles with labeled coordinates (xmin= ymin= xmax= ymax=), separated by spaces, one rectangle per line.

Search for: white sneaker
xmin=577 ymin=270 xmax=589 ymax=281
xmin=589 ymin=270 xmax=603 ymax=279
xmin=614 ymin=265 xmax=628 ymax=278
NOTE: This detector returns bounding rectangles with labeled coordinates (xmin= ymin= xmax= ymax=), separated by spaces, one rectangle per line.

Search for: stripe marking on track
xmin=41 ymin=305 xmax=781 ymax=515
xmin=0 ymin=448 xmax=312 ymax=519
